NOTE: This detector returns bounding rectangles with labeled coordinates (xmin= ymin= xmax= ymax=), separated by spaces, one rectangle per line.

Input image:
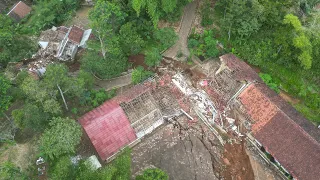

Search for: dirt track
xmin=163 ymin=1 xmax=198 ymax=59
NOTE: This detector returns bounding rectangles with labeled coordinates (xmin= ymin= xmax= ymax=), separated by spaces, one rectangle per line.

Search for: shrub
xmin=201 ymin=0 xmax=214 ymax=26
xmin=80 ymin=89 xmax=116 ymax=108
xmin=188 ymin=39 xmax=200 ymax=49
xmin=136 ymin=168 xmax=169 ymax=180
xmin=259 ymin=73 xmax=280 ymax=93
xmin=153 ymin=28 xmax=178 ymax=51
xmin=40 ymin=117 xmax=82 ymax=160
xmin=145 ymin=48 xmax=162 ymax=67
xmin=132 ymin=66 xmax=154 ymax=84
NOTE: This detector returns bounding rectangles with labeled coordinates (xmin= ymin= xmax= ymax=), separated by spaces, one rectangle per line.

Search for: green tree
xmin=12 ymin=104 xmax=50 ymax=131
xmin=50 ymin=156 xmax=76 ymax=180
xmin=136 ymin=168 xmax=169 ymax=180
xmin=89 ymin=0 xmax=127 ymax=58
xmin=43 ymin=64 xmax=85 ymax=110
xmin=119 ymin=22 xmax=145 ymax=55
xmin=215 ymin=0 xmax=265 ymax=39
xmin=81 ymin=48 xmax=128 ymax=79
xmin=23 ymin=0 xmax=80 ymax=33
xmin=132 ymin=0 xmax=191 ymax=26
xmin=279 ymin=14 xmax=313 ymax=69
xmin=0 ymin=75 xmax=12 ymax=115
xmin=40 ymin=117 xmax=82 ymax=160
xmin=0 ymin=162 xmax=26 ymax=180
xmin=132 ymin=66 xmax=154 ymax=84
xmin=153 ymin=28 xmax=178 ymax=51
xmin=145 ymin=48 xmax=162 ymax=67
xmin=0 ymin=15 xmax=36 ymax=66
xmin=76 ymin=148 xmax=132 ymax=180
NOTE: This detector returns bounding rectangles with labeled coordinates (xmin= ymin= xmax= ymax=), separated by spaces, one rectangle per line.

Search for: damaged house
xmin=208 ymin=54 xmax=320 ymax=180
xmin=79 ymin=53 xmax=320 ymax=179
xmin=27 ymin=25 xmax=91 ymax=74
xmin=79 ymin=75 xmax=199 ymax=161
xmin=7 ymin=1 xmax=31 ymax=22
xmin=39 ymin=25 xmax=92 ymax=61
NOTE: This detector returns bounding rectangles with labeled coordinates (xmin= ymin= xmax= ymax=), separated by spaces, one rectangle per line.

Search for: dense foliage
xmin=132 ymin=0 xmax=191 ymax=26
xmin=214 ymin=0 xmax=320 ymax=122
xmin=188 ymin=30 xmax=220 ymax=59
xmin=132 ymin=66 xmax=154 ymax=84
xmin=40 ymin=117 xmax=82 ymax=160
xmin=49 ymin=148 xmax=132 ymax=180
xmin=0 ymin=75 xmax=12 ymax=115
xmin=0 ymin=15 xmax=37 ymax=67
xmin=0 ymin=162 xmax=26 ymax=180
xmin=136 ymin=168 xmax=169 ymax=180
xmin=145 ymin=48 xmax=162 ymax=67
xmin=22 ymin=0 xmax=80 ymax=34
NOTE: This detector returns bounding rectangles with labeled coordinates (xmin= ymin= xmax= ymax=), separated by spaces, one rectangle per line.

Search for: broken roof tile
xmin=68 ymin=26 xmax=84 ymax=44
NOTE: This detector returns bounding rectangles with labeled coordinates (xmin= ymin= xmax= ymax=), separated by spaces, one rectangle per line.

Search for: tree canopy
xmin=40 ymin=117 xmax=82 ymax=160
xmin=0 ymin=75 xmax=12 ymax=115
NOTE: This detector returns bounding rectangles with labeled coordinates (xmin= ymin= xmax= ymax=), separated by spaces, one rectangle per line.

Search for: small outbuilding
xmin=7 ymin=1 xmax=31 ymax=22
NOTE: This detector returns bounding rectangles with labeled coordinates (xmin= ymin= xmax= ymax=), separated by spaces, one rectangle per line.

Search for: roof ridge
xmin=7 ymin=1 xmax=22 ymax=15
xmin=252 ymin=83 xmax=320 ymax=147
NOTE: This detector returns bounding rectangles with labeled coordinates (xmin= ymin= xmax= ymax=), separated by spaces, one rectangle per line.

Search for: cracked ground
xmin=131 ymin=117 xmax=225 ymax=180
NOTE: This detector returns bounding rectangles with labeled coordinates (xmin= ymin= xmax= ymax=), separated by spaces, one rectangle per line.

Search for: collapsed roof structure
xmin=79 ymin=53 xmax=320 ymax=179
xmin=211 ymin=54 xmax=320 ymax=180
xmin=7 ymin=1 xmax=31 ymax=22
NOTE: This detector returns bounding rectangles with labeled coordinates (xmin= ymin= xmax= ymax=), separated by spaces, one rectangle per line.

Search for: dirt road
xmin=163 ymin=1 xmax=198 ymax=59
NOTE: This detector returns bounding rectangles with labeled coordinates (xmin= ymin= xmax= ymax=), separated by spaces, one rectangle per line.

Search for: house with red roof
xmin=79 ymin=77 xmax=186 ymax=162
xmin=216 ymin=54 xmax=320 ymax=180
xmin=56 ymin=25 xmax=92 ymax=61
xmin=7 ymin=1 xmax=31 ymax=22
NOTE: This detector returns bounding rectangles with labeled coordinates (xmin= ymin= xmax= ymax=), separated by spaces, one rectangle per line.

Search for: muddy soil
xmin=129 ymin=54 xmax=147 ymax=69
xmin=222 ymin=142 xmax=255 ymax=180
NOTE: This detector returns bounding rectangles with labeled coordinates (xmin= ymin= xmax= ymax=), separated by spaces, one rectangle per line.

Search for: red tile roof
xmin=255 ymin=112 xmax=320 ymax=180
xmin=239 ymin=84 xmax=320 ymax=179
xmin=68 ymin=26 xmax=84 ymax=44
xmin=220 ymin=54 xmax=261 ymax=82
xmin=238 ymin=84 xmax=278 ymax=133
xmin=79 ymin=100 xmax=137 ymax=160
xmin=7 ymin=1 xmax=31 ymax=22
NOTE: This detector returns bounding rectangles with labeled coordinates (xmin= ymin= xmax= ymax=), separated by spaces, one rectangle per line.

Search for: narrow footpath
xmin=163 ymin=1 xmax=198 ymax=59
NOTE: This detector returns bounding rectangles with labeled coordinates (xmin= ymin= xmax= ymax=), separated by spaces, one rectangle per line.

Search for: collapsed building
xmin=203 ymin=54 xmax=320 ymax=180
xmin=79 ymin=54 xmax=320 ymax=179
xmin=26 ymin=25 xmax=92 ymax=75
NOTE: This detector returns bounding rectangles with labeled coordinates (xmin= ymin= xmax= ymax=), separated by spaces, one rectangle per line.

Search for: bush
xmin=81 ymin=49 xmax=128 ymax=79
xmin=188 ymin=39 xmax=200 ymax=49
xmin=188 ymin=30 xmax=220 ymax=59
xmin=80 ymin=89 xmax=116 ymax=108
xmin=22 ymin=0 xmax=80 ymax=34
xmin=201 ymin=0 xmax=214 ymax=26
xmin=50 ymin=156 xmax=75 ymax=180
xmin=145 ymin=48 xmax=162 ymax=67
xmin=136 ymin=168 xmax=169 ymax=180
xmin=259 ymin=73 xmax=280 ymax=93
xmin=132 ymin=66 xmax=154 ymax=84
xmin=153 ymin=28 xmax=178 ymax=51
xmin=0 ymin=161 xmax=27 ymax=180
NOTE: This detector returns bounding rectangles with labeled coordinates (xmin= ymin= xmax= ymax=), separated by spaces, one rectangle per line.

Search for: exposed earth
xmin=131 ymin=115 xmax=283 ymax=180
